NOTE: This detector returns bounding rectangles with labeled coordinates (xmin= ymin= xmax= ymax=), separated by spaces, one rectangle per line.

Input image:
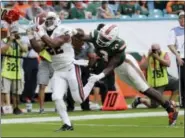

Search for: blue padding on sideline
xmin=18 ymin=17 xmax=178 ymax=25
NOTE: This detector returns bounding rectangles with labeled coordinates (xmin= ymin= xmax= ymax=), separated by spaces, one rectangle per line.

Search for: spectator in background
xmin=54 ymin=1 xmax=71 ymax=14
xmin=1 ymin=24 xmax=28 ymax=114
xmin=54 ymin=1 xmax=71 ymax=19
xmin=59 ymin=10 xmax=69 ymax=20
xmin=82 ymin=0 xmax=90 ymax=8
xmin=138 ymin=1 xmax=149 ymax=16
xmin=166 ymin=1 xmax=184 ymax=15
xmin=132 ymin=44 xmax=179 ymax=108
xmin=168 ymin=11 xmax=185 ymax=108
xmin=69 ymin=1 xmax=86 ymax=19
xmin=86 ymin=1 xmax=101 ymax=17
xmin=154 ymin=1 xmax=167 ymax=11
xmin=108 ymin=0 xmax=119 ymax=16
xmin=147 ymin=1 xmax=154 ymax=11
xmin=39 ymin=1 xmax=55 ymax=12
xmin=1 ymin=1 xmax=15 ymax=8
xmin=12 ymin=1 xmax=30 ymax=18
xmin=25 ymin=2 xmax=43 ymax=20
xmin=46 ymin=1 xmax=53 ymax=6
xmin=117 ymin=1 xmax=140 ymax=16
xmin=1 ymin=25 xmax=8 ymax=40
xmin=97 ymin=1 xmax=114 ymax=19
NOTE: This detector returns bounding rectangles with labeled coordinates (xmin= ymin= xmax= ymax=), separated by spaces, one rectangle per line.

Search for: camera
xmin=14 ymin=33 xmax=20 ymax=39
xmin=152 ymin=49 xmax=157 ymax=53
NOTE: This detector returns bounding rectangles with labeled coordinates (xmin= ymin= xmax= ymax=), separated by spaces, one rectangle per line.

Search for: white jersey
xmin=168 ymin=26 xmax=184 ymax=58
xmin=50 ymin=25 xmax=75 ymax=71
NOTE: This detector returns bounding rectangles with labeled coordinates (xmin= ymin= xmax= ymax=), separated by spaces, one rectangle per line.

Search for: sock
xmin=83 ymin=80 xmax=95 ymax=100
xmin=8 ymin=105 xmax=13 ymax=114
xmin=163 ymin=101 xmax=174 ymax=113
xmin=55 ymin=99 xmax=71 ymax=126
xmin=144 ymin=88 xmax=174 ymax=113
xmin=137 ymin=97 xmax=141 ymax=104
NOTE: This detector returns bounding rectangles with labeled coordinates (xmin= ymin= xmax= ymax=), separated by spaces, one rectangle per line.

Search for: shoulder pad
xmin=90 ymin=29 xmax=98 ymax=39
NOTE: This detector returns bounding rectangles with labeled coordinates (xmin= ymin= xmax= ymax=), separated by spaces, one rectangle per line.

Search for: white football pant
xmin=51 ymin=64 xmax=94 ymax=103
xmin=115 ymin=54 xmax=149 ymax=92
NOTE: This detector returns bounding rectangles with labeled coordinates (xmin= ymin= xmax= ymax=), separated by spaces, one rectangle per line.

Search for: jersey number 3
xmin=7 ymin=63 xmax=17 ymax=71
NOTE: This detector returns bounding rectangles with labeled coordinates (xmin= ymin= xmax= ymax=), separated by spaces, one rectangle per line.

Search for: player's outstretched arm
xmin=88 ymin=52 xmax=125 ymax=82
xmin=81 ymin=34 xmax=93 ymax=42
xmin=103 ymin=52 xmax=125 ymax=76
xmin=74 ymin=29 xmax=93 ymax=42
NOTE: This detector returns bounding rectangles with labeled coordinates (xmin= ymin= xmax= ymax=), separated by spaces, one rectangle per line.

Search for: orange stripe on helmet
xmin=105 ymin=25 xmax=117 ymax=35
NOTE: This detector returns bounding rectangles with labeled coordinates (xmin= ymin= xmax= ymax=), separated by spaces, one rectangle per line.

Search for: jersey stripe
xmin=119 ymin=44 xmax=126 ymax=50
xmin=75 ymin=65 xmax=84 ymax=101
xmin=105 ymin=25 xmax=117 ymax=35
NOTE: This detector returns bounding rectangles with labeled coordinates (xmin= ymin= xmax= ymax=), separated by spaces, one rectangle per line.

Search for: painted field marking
xmin=2 ymin=110 xmax=184 ymax=124
xmin=35 ymin=122 xmax=184 ymax=129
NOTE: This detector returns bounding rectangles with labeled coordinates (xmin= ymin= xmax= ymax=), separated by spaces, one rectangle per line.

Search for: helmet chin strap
xmin=46 ymin=25 xmax=56 ymax=31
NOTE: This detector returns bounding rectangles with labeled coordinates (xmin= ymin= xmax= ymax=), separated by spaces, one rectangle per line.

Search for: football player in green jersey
xmin=75 ymin=24 xmax=178 ymax=126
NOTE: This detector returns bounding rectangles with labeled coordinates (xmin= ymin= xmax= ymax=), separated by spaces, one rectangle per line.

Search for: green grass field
xmin=2 ymin=106 xmax=184 ymax=137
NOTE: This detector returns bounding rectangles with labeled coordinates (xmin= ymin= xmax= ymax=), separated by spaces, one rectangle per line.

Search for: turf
xmin=2 ymin=98 xmax=183 ymax=137
xmin=2 ymin=116 xmax=184 ymax=137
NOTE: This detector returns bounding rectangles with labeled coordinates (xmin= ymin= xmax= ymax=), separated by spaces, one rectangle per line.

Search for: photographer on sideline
xmin=1 ymin=24 xmax=28 ymax=114
xmin=132 ymin=44 xmax=179 ymax=108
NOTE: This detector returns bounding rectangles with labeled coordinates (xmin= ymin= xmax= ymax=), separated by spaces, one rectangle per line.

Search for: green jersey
xmin=90 ymin=30 xmax=126 ymax=66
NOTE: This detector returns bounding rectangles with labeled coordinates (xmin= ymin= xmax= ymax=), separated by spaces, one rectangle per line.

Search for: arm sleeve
xmin=90 ymin=30 xmax=95 ymax=39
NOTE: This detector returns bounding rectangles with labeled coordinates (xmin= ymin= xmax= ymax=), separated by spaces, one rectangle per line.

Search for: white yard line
xmin=36 ymin=122 xmax=183 ymax=129
xmin=74 ymin=123 xmax=184 ymax=128
xmin=2 ymin=110 xmax=184 ymax=124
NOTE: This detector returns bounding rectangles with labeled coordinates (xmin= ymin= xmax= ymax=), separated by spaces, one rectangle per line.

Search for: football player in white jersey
xmin=27 ymin=12 xmax=95 ymax=131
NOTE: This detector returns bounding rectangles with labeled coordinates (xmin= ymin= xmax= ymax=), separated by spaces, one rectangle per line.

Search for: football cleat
xmin=168 ymin=101 xmax=179 ymax=126
xmin=55 ymin=124 xmax=74 ymax=132
xmin=131 ymin=97 xmax=141 ymax=108
xmin=168 ymin=111 xmax=178 ymax=126
xmin=39 ymin=109 xmax=45 ymax=114
xmin=13 ymin=107 xmax=23 ymax=115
